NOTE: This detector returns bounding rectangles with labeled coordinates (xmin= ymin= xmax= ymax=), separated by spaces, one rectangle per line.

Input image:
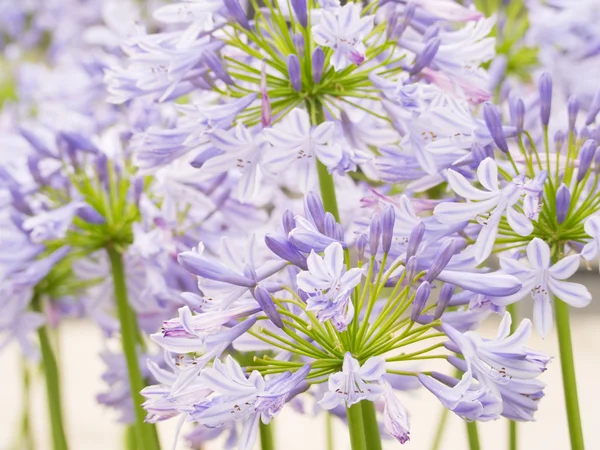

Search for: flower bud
xmin=381 ymin=205 xmax=396 ymax=254
xmin=305 ymin=192 xmax=325 ymax=232
xmin=287 ymin=54 xmax=302 ymax=92
xmin=578 ymin=139 xmax=597 ymax=182
xmin=357 ymin=233 xmax=367 ymax=262
xmin=509 ymin=97 xmax=525 ymax=135
xmin=369 ymin=214 xmax=381 ymax=256
xmin=554 ymin=130 xmax=565 ymax=154
xmin=556 ymin=184 xmax=571 ymax=224
xmin=539 ymin=72 xmax=553 ymax=126
xmin=254 ymin=285 xmax=283 ymax=328
xmin=434 ymin=283 xmax=455 ymax=320
xmin=312 ymin=47 xmax=325 ymax=84
xmin=410 ymin=38 xmax=440 ymax=76
xmin=426 ymin=239 xmax=456 ymax=282
xmin=291 ymin=0 xmax=308 ymax=28
xmin=407 ymin=222 xmax=425 ymax=259
xmin=484 ymin=102 xmax=509 ymax=153
xmin=224 ymin=0 xmax=250 ymax=29
xmin=568 ymin=95 xmax=579 ymax=132
xmin=282 ymin=209 xmax=296 ymax=235
xmin=585 ymin=89 xmax=600 ymax=126
xmin=411 ymin=281 xmax=431 ymax=322
xmin=265 ymin=235 xmax=308 ymax=270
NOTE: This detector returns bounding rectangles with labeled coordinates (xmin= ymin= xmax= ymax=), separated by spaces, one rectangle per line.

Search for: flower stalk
xmin=260 ymin=422 xmax=276 ymax=450
xmin=360 ymin=401 xmax=383 ymax=450
xmin=554 ymin=298 xmax=585 ymax=450
xmin=346 ymin=403 xmax=367 ymax=450
xmin=466 ymin=421 xmax=481 ymax=450
xmin=507 ymin=302 xmax=519 ymax=450
xmin=31 ymin=295 xmax=69 ymax=450
xmin=107 ymin=247 xmax=160 ymax=450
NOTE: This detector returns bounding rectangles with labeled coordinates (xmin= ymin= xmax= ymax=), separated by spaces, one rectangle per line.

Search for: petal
xmin=533 ymin=293 xmax=553 ymax=338
xmin=549 ymin=254 xmax=581 ymax=280
xmin=526 ymin=238 xmax=550 ymax=270
xmin=477 ymin=158 xmax=499 ymax=192
xmin=434 ymin=197 xmax=499 ymax=224
xmin=238 ymin=414 xmax=260 ymax=450
xmin=475 ymin=210 xmax=501 ymax=263
xmin=324 ymin=242 xmax=344 ymax=278
xmin=506 ymin=207 xmax=533 ymax=236
xmin=580 ymin=242 xmax=598 ymax=261
xmin=358 ymin=356 xmax=386 ymax=381
xmin=447 ymin=169 xmax=497 ymax=200
xmin=547 ymin=279 xmax=592 ymax=308
xmin=584 ymin=215 xmax=600 ymax=238
xmin=499 ymin=257 xmax=534 ymax=278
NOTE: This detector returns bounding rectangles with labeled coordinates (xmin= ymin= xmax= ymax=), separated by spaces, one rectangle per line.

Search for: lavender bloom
xmin=434 ymin=283 xmax=454 ymax=320
xmin=568 ymin=95 xmax=579 ymax=132
xmin=381 ymin=379 xmax=410 ymax=444
xmin=381 ymin=204 xmax=396 ymax=254
xmin=409 ymin=38 xmax=440 ymax=76
xmin=577 ymin=139 xmax=597 ymax=181
xmin=443 ymin=313 xmax=550 ymax=388
xmin=434 ymin=158 xmax=533 ymax=263
xmin=192 ymin=357 xmax=309 ymax=450
xmin=297 ymin=243 xmax=362 ymax=331
xmin=495 ymin=238 xmax=591 ymax=337
xmin=510 ymin=97 xmax=525 ymax=135
xmin=312 ymin=4 xmax=375 ymax=71
xmin=319 ymin=352 xmax=385 ymax=409
xmin=22 ymin=202 xmax=83 ymax=243
xmin=419 ymin=371 xmax=503 ymax=421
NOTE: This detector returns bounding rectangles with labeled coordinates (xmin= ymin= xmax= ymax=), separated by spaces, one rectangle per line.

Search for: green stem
xmin=259 ymin=421 xmax=276 ymax=450
xmin=430 ymin=407 xmax=450 ymax=450
xmin=554 ymin=298 xmax=585 ymax=450
xmin=466 ymin=421 xmax=481 ymax=450
xmin=509 ymin=421 xmax=517 ymax=450
xmin=19 ymin=360 xmax=35 ymax=450
xmin=326 ymin=413 xmax=335 ymax=450
xmin=360 ymin=401 xmax=382 ymax=450
xmin=107 ymin=247 xmax=160 ymax=450
xmin=307 ymin=98 xmax=341 ymax=221
xmin=346 ymin=403 xmax=367 ymax=450
xmin=32 ymin=296 xmax=69 ymax=450
xmin=506 ymin=303 xmax=519 ymax=450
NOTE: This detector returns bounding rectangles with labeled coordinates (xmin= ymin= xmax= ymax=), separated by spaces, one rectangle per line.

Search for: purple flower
xmin=312 ymin=4 xmax=374 ymax=71
xmin=192 ymin=357 xmax=309 ymax=450
xmin=495 ymin=238 xmax=591 ymax=337
xmin=434 ymin=158 xmax=533 ymax=263
xmin=297 ymin=242 xmax=362 ymax=331
xmin=443 ymin=312 xmax=551 ymax=389
xmin=319 ymin=352 xmax=385 ymax=409
xmin=381 ymin=379 xmax=410 ymax=444
xmin=286 ymin=55 xmax=302 ymax=92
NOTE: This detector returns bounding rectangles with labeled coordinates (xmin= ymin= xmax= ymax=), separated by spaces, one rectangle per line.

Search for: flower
xmin=494 ymin=238 xmax=592 ymax=337
xmin=319 ymin=352 xmax=385 ymax=409
xmin=312 ymin=3 xmax=375 ymax=71
xmin=297 ymin=242 xmax=363 ymax=331
xmin=191 ymin=357 xmax=309 ymax=450
xmin=434 ymin=158 xmax=533 ymax=263
xmin=381 ymin=379 xmax=410 ymax=444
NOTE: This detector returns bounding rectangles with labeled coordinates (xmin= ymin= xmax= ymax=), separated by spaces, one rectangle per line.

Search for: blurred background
xmin=2 ymin=270 xmax=598 ymax=449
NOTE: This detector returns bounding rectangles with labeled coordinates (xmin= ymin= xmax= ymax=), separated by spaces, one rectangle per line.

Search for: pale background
xmin=1 ymin=281 xmax=599 ymax=450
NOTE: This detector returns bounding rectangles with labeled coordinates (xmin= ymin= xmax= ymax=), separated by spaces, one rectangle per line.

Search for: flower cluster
xmin=1 ymin=0 xmax=598 ymax=449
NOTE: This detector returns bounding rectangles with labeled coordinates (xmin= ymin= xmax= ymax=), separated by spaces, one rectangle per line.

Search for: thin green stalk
xmin=107 ymin=247 xmax=160 ymax=450
xmin=260 ymin=421 xmax=276 ymax=450
xmin=346 ymin=403 xmax=367 ymax=450
xmin=466 ymin=421 xmax=481 ymax=450
xmin=307 ymin=98 xmax=341 ymax=221
xmin=326 ymin=413 xmax=335 ymax=450
xmin=19 ymin=361 xmax=35 ymax=450
xmin=430 ymin=407 xmax=450 ymax=450
xmin=32 ymin=296 xmax=69 ymax=450
xmin=360 ymin=401 xmax=382 ymax=450
xmin=506 ymin=302 xmax=519 ymax=450
xmin=554 ymin=298 xmax=585 ymax=450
